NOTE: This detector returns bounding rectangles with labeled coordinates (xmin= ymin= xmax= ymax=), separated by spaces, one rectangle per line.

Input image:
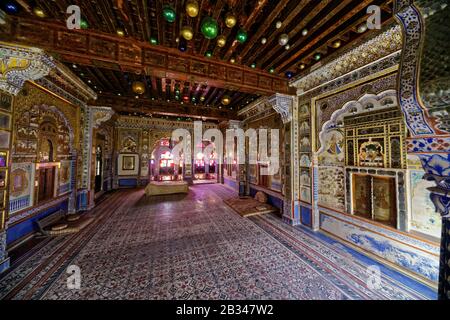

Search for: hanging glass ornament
xmin=236 ymin=28 xmax=247 ymax=43
xmin=275 ymin=21 xmax=282 ymax=29
xmin=181 ymin=26 xmax=194 ymax=40
xmin=201 ymin=17 xmax=219 ymax=39
xmin=278 ymin=33 xmax=289 ymax=46
xmin=185 ymin=0 xmax=199 ymax=18
xmin=217 ymin=35 xmax=227 ymax=47
xmin=261 ymin=37 xmax=267 ymax=45
xmin=178 ymin=38 xmax=188 ymax=52
xmin=33 ymin=7 xmax=46 ymax=18
xmin=80 ymin=19 xmax=89 ymax=29
xmin=162 ymin=5 xmax=176 ymax=23
xmin=221 ymin=95 xmax=231 ymax=105
xmin=225 ymin=13 xmax=237 ymax=28
xmin=132 ymin=81 xmax=146 ymax=95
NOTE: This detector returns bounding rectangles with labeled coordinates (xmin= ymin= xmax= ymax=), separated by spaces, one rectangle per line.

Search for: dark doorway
xmin=38 ymin=167 xmax=55 ymax=203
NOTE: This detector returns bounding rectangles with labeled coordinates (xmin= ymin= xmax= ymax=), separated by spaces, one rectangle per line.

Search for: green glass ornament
xmin=162 ymin=5 xmax=176 ymax=23
xmin=201 ymin=17 xmax=219 ymax=40
xmin=80 ymin=19 xmax=89 ymax=29
xmin=236 ymin=28 xmax=247 ymax=43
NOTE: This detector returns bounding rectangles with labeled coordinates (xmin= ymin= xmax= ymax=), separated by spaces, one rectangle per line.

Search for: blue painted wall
xmin=300 ymin=205 xmax=312 ymax=227
xmin=7 ymin=200 xmax=68 ymax=245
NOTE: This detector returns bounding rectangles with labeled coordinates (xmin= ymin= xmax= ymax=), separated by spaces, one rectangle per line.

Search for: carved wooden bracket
xmin=0 ymin=42 xmax=55 ymax=95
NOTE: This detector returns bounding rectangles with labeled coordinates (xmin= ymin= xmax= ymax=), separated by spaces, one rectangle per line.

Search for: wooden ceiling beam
xmin=275 ymin=0 xmax=376 ymax=72
xmin=237 ymin=0 xmax=290 ymax=63
xmin=96 ymin=93 xmax=237 ymax=121
xmin=297 ymin=14 xmax=373 ymax=68
xmin=259 ymin=0 xmax=334 ymax=67
xmin=139 ymin=0 xmax=152 ymax=41
xmin=212 ymin=0 xmax=245 ymax=57
xmin=2 ymin=16 xmax=289 ymax=95
xmin=223 ymin=0 xmax=269 ymax=61
xmin=155 ymin=0 xmax=166 ymax=46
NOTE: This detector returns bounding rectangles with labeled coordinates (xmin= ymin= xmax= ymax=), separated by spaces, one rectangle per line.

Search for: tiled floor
xmin=0 ymin=185 xmax=436 ymax=300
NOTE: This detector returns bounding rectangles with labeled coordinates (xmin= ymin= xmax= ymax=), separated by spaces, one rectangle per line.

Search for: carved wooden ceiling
xmin=1 ymin=0 xmax=394 ymax=119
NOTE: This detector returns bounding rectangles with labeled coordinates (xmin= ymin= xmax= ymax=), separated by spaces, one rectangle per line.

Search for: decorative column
xmin=67 ymin=150 xmax=77 ymax=214
xmin=79 ymin=106 xmax=114 ymax=211
xmin=395 ymin=0 xmax=450 ymax=299
xmin=268 ymin=94 xmax=297 ymax=224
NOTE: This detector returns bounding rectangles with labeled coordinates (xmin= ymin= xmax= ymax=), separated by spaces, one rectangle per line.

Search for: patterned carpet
xmin=0 ymin=185 xmax=436 ymax=300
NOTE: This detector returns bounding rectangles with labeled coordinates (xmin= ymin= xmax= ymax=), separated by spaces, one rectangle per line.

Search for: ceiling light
xmin=275 ymin=21 xmax=282 ymax=29
xmin=117 ymin=29 xmax=125 ymax=37
xmin=301 ymin=28 xmax=308 ymax=36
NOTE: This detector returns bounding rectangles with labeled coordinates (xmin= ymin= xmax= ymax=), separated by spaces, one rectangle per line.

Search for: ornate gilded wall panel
xmin=315 ymin=74 xmax=397 ymax=151
xmin=344 ymin=108 xmax=407 ymax=170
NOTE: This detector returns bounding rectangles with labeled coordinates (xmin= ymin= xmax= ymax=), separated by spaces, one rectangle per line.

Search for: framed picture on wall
xmin=0 ymin=92 xmax=12 ymax=112
xmin=118 ymin=154 xmax=139 ymax=176
xmin=0 ymin=112 xmax=11 ymax=130
xmin=122 ymin=156 xmax=136 ymax=171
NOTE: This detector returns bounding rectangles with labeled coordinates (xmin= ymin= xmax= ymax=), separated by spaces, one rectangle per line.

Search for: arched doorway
xmin=150 ymin=138 xmax=183 ymax=181
xmin=194 ymin=140 xmax=217 ymax=183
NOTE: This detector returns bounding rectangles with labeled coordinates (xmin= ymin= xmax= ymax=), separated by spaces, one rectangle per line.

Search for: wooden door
xmin=38 ymin=167 xmax=55 ymax=203
xmin=352 ymin=174 xmax=372 ymax=219
xmin=373 ymin=176 xmax=397 ymax=227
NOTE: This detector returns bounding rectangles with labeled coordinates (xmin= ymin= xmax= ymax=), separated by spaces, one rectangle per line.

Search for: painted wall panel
xmin=320 ymin=212 xmax=439 ymax=282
